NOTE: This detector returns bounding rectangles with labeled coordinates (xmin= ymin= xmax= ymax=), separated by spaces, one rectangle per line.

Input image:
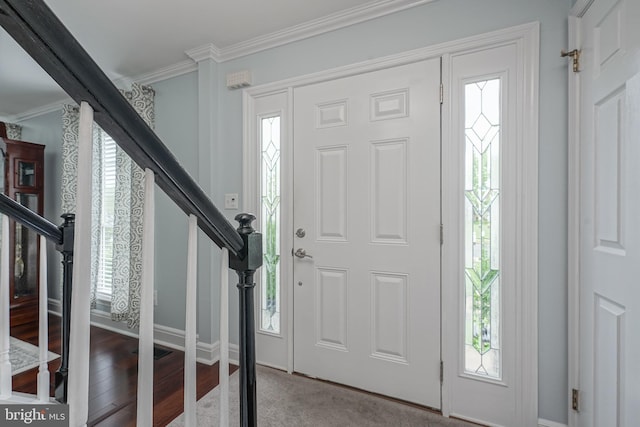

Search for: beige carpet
xmin=169 ymin=365 xmax=477 ymax=426
xmin=9 ymin=336 xmax=60 ymax=375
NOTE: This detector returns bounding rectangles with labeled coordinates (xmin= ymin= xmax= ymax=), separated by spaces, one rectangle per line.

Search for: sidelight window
xmin=260 ymin=116 xmax=281 ymax=334
xmin=463 ymin=78 xmax=501 ymax=379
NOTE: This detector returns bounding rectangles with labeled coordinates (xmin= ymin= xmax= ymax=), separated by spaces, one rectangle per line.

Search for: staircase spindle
xmin=184 ymin=214 xmax=198 ymax=425
xmin=68 ymin=101 xmax=94 ymax=426
xmin=136 ymin=168 xmax=156 ymax=427
xmin=37 ymin=235 xmax=50 ymax=401
xmin=220 ymin=247 xmax=229 ymax=427
xmin=0 ymin=215 xmax=12 ymax=398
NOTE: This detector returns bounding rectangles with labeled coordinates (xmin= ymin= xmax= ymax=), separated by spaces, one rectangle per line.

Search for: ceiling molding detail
xmin=185 ymin=43 xmax=223 ymax=63
xmin=121 ymin=59 xmax=199 ymax=86
xmin=217 ymin=0 xmax=434 ymax=61
xmin=7 ymin=0 xmax=433 ymax=120
xmin=10 ymin=99 xmax=70 ymax=122
xmin=12 ymin=60 xmax=199 ymax=122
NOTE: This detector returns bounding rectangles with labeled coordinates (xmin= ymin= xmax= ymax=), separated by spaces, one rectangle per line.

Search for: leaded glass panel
xmin=260 ymin=116 xmax=281 ymax=333
xmin=463 ymin=79 xmax=501 ymax=379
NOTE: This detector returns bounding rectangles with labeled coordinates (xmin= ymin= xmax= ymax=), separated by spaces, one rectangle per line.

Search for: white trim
xmin=7 ymin=1 xmax=431 ymax=121
xmin=185 ymin=44 xmax=222 ymax=63
xmin=88 ymin=310 xmax=241 ymax=366
xmin=8 ymin=100 xmax=71 ymax=122
xmin=48 ymin=298 xmax=62 ymax=316
xmin=117 ymin=59 xmax=198 ymax=87
xmin=218 ymin=0 xmax=434 ymax=62
xmin=538 ymin=418 xmax=569 ymax=427
xmin=244 ymin=22 xmax=539 ymax=425
xmin=441 ymin=24 xmax=539 ymax=426
xmin=245 ymin=22 xmax=539 ymax=98
xmin=8 ymin=60 xmax=197 ymax=123
xmin=566 ymin=12 xmax=582 ymax=427
xmin=570 ymin=0 xmax=594 ymax=17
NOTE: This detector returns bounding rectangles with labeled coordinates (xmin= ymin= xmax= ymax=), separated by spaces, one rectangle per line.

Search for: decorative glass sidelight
xmin=260 ymin=116 xmax=281 ymax=334
xmin=463 ymin=79 xmax=501 ymax=379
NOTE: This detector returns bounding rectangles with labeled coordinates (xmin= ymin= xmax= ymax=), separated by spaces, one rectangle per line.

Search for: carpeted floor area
xmin=169 ymin=365 xmax=479 ymax=426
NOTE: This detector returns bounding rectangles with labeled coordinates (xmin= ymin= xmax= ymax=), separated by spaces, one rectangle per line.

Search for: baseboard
xmin=538 ymin=419 xmax=568 ymax=427
xmin=48 ymin=298 xmax=62 ymax=316
xmin=49 ymin=298 xmax=237 ymax=366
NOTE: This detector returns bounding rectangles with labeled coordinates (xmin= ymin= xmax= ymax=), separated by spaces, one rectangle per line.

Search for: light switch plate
xmin=225 ymin=193 xmax=239 ymax=209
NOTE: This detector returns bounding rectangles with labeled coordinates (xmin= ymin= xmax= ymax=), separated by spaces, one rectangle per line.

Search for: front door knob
xmin=294 ymin=248 xmax=313 ymax=259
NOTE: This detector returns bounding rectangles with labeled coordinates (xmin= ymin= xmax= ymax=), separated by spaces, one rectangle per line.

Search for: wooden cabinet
xmin=1 ymin=137 xmax=45 ymax=327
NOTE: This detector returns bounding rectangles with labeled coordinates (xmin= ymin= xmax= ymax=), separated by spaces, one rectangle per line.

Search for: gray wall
xmin=17 ymin=0 xmax=570 ymax=423
xmin=214 ymin=0 xmax=571 ymax=423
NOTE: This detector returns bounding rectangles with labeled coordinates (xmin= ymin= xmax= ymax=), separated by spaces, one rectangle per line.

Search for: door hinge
xmin=561 ymin=49 xmax=581 ymax=73
xmin=572 ymin=388 xmax=579 ymax=411
xmin=440 ymin=224 xmax=444 ymax=245
xmin=439 ymin=83 xmax=444 ymax=104
xmin=440 ymin=361 xmax=444 ymax=383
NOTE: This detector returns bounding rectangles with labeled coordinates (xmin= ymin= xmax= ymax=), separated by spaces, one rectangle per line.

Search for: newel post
xmin=229 ymin=213 xmax=262 ymax=427
xmin=55 ymin=213 xmax=75 ymax=403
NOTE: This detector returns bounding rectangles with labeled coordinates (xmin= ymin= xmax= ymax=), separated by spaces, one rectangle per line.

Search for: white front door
xmin=292 ymin=59 xmax=442 ymax=407
xmin=577 ymin=0 xmax=640 ymax=425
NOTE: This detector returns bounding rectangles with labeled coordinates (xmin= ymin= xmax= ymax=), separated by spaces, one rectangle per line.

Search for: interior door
xmin=292 ymin=59 xmax=442 ymax=407
xmin=578 ymin=0 xmax=640 ymax=425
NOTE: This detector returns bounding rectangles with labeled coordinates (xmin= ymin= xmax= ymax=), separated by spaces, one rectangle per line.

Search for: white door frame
xmin=567 ymin=3 xmax=587 ymax=427
xmin=243 ymin=22 xmax=539 ymax=424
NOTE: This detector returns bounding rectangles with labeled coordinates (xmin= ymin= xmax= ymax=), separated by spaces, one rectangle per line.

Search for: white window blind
xmin=96 ymin=133 xmax=116 ymax=299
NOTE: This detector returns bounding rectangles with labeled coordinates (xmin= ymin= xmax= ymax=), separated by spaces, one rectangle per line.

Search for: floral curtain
xmin=60 ymin=83 xmax=155 ymax=328
xmin=6 ymin=123 xmax=22 ymax=140
xmin=61 ymin=105 xmax=103 ymax=309
xmin=111 ymin=84 xmax=154 ymax=328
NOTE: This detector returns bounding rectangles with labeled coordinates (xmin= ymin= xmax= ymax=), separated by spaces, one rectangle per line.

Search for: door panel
xmin=292 ymin=59 xmax=441 ymax=407
xmin=578 ymin=0 xmax=640 ymax=425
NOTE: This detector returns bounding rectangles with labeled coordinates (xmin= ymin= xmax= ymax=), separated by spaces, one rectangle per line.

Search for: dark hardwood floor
xmin=11 ymin=313 xmax=236 ymax=426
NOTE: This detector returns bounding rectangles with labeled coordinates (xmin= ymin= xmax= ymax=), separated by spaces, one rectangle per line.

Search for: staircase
xmin=0 ymin=1 xmax=262 ymax=425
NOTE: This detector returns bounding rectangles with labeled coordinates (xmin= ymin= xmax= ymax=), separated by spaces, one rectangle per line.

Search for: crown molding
xmin=9 ymin=0 xmax=432 ymax=120
xmin=185 ymin=43 xmax=223 ymax=63
xmin=118 ymin=58 xmax=199 ymax=86
xmin=217 ymin=0 xmax=435 ymax=61
xmin=10 ymin=98 xmax=72 ymax=122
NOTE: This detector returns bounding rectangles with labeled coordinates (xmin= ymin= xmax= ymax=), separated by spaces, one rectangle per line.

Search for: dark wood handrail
xmin=0 ymin=0 xmax=243 ymax=256
xmin=0 ymin=193 xmax=62 ymax=244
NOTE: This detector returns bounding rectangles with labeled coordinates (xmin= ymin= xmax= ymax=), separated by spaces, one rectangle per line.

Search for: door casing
xmin=243 ymin=21 xmax=539 ymax=425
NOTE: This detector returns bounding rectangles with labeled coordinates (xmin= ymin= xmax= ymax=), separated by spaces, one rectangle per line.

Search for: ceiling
xmin=0 ymin=0 xmax=430 ymax=120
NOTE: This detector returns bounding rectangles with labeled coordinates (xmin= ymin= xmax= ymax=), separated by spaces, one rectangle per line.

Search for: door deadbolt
xmin=296 ymin=228 xmax=306 ymax=238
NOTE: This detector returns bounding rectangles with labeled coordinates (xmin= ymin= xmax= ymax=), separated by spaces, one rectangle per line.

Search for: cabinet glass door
xmin=13 ymin=192 xmax=38 ymax=298
xmin=17 ymin=160 xmax=37 ymax=187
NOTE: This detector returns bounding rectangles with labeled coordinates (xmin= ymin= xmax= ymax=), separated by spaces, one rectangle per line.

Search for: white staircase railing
xmin=1 ymin=1 xmax=263 ymax=425
xmin=0 ymin=216 xmax=55 ymax=405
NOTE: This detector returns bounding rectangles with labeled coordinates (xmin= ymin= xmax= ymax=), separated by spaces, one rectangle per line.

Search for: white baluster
xmin=0 ymin=215 xmax=12 ymax=399
xmin=184 ymin=214 xmax=198 ymax=426
xmin=37 ymin=235 xmax=50 ymax=401
xmin=69 ymin=101 xmax=94 ymax=427
xmin=219 ymin=247 xmax=229 ymax=427
xmin=136 ymin=168 xmax=155 ymax=427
